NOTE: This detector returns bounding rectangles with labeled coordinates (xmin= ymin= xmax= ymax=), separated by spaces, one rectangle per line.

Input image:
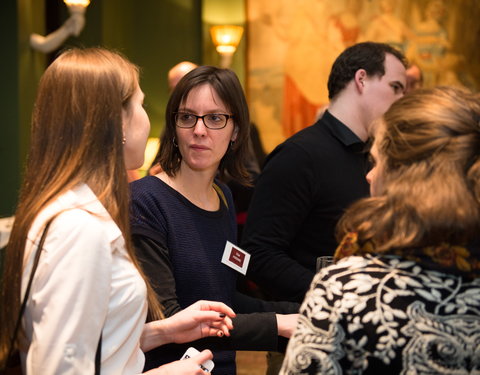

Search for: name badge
xmin=221 ymin=241 xmax=250 ymax=275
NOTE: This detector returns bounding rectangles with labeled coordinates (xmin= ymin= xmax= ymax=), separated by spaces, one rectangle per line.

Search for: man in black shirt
xmin=242 ymin=42 xmax=407 ymax=303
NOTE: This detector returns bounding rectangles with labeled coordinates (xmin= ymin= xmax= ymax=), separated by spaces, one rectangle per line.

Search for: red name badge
xmin=229 ymin=247 xmax=246 ymax=267
xmin=221 ymin=241 xmax=250 ymax=275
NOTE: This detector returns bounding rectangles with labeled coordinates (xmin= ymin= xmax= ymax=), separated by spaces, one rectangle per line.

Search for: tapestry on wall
xmin=246 ymin=0 xmax=480 ymax=150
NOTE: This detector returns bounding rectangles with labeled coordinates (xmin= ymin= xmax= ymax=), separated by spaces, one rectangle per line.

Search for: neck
xmin=158 ymin=165 xmax=219 ymax=211
xmin=328 ymin=94 xmax=369 ymax=142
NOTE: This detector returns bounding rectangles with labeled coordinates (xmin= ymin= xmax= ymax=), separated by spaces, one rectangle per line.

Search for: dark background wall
xmin=0 ymin=0 xmax=245 ymax=217
xmin=0 ymin=0 xmax=20 ymax=218
xmin=0 ymin=0 xmax=47 ymax=217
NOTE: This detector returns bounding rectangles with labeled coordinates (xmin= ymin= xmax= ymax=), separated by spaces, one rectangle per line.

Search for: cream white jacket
xmin=21 ymin=184 xmax=147 ymax=374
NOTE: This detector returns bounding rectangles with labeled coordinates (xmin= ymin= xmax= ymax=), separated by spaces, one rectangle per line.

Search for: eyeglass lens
xmin=175 ymin=113 xmax=229 ymax=129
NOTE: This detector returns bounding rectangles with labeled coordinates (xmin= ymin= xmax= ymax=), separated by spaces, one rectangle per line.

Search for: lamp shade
xmin=210 ymin=25 xmax=244 ymax=54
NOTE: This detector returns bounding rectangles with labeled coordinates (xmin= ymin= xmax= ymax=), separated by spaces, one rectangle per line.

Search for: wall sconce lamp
xmin=210 ymin=25 xmax=244 ymax=69
xmin=30 ymin=0 xmax=91 ymax=54
xmin=141 ymin=137 xmax=160 ymax=173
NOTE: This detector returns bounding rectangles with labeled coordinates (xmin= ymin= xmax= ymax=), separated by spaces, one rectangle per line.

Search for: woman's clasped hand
xmin=140 ymin=300 xmax=236 ymax=352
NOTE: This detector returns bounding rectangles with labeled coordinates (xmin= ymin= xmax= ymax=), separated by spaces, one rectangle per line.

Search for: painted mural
xmin=246 ymin=0 xmax=480 ymax=151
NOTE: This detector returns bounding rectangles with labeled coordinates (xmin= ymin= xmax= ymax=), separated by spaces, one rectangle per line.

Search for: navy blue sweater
xmin=130 ymin=176 xmax=286 ymax=375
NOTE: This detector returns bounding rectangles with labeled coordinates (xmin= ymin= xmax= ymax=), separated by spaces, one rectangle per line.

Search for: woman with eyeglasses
xmin=130 ymin=66 xmax=299 ymax=375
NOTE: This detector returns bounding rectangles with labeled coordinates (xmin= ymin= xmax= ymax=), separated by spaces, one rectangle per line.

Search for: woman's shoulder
xmin=29 ymin=184 xmax=120 ymax=244
xmin=213 ymin=179 xmax=233 ymax=196
xmin=25 ymin=198 xmax=119 ymax=273
xmin=130 ymin=175 xmax=166 ymax=197
xmin=213 ymin=179 xmax=235 ymax=210
xmin=129 ymin=176 xmax=182 ymax=238
xmin=213 ymin=178 xmax=230 ymax=191
xmin=130 ymin=175 xmax=178 ymax=211
xmin=311 ymin=254 xmax=480 ymax=316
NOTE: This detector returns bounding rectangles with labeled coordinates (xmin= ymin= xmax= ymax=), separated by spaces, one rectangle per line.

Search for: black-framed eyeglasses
xmin=174 ymin=112 xmax=233 ymax=130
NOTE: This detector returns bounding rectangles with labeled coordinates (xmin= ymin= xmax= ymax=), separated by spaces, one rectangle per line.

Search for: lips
xmin=190 ymin=144 xmax=209 ymax=151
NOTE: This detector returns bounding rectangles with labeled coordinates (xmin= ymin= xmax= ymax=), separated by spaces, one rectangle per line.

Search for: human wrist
xmin=276 ymin=314 xmax=297 ymax=338
xmin=141 ymin=320 xmax=172 ymax=352
xmin=276 ymin=314 xmax=284 ymax=337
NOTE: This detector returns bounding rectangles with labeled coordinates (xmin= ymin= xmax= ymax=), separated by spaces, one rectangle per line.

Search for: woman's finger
xmin=193 ymin=310 xmax=235 ymax=327
xmin=195 ymin=300 xmax=236 ymax=318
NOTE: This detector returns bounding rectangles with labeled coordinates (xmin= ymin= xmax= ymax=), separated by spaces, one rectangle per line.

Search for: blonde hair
xmin=337 ymin=86 xmax=480 ymax=251
xmin=0 ymin=48 xmax=162 ymax=366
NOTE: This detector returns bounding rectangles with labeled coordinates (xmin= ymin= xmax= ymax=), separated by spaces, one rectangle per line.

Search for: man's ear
xmin=354 ymin=69 xmax=367 ymax=93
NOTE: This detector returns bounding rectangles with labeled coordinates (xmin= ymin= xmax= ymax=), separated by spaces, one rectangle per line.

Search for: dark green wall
xmin=0 ymin=0 xmax=245 ymax=217
xmin=0 ymin=0 xmax=204 ymax=217
xmin=0 ymin=0 xmax=46 ymax=217
xmin=0 ymin=0 xmax=20 ymax=217
xmin=100 ymin=0 xmax=202 ymax=139
xmin=57 ymin=0 xmax=203 ymax=146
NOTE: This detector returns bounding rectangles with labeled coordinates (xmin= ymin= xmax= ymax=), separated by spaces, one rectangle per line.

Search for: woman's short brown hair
xmin=156 ymin=65 xmax=251 ymax=185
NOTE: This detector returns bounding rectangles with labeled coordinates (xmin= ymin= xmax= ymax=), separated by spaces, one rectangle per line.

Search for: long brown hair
xmin=337 ymin=86 xmax=480 ymax=251
xmin=0 ymin=48 xmax=162 ymax=365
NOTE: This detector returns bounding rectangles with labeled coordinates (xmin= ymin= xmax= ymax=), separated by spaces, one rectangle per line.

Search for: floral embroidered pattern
xmin=280 ymin=255 xmax=480 ymax=375
xmin=401 ymin=302 xmax=480 ymax=374
xmin=281 ymin=315 xmax=345 ymax=375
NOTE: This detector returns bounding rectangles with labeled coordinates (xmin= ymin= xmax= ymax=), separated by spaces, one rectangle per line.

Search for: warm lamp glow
xmin=210 ymin=25 xmax=244 ymax=55
xmin=217 ymin=45 xmax=237 ymax=54
xmin=64 ymin=0 xmax=90 ymax=6
xmin=210 ymin=25 xmax=244 ymax=68
xmin=141 ymin=138 xmax=160 ymax=172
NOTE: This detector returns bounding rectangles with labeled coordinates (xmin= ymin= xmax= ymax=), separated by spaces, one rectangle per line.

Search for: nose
xmin=366 ymin=169 xmax=373 ymax=185
xmin=193 ymin=117 xmax=207 ymax=136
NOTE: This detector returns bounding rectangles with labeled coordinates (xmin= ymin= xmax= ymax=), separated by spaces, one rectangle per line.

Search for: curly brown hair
xmin=337 ymin=86 xmax=480 ymax=251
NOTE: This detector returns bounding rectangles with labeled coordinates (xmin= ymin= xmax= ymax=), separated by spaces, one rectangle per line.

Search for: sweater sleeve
xmin=133 ymin=235 xmax=284 ymax=351
xmin=133 ymin=234 xmax=182 ymax=318
xmin=241 ymin=143 xmax=316 ymax=303
xmin=233 ymin=291 xmax=300 ymax=314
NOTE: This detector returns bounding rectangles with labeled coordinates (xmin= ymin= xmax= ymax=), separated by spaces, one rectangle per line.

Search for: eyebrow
xmin=177 ymin=107 xmax=228 ymax=114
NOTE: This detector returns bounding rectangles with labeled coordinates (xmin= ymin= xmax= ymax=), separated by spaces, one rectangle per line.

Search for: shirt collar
xmin=320 ymin=110 xmax=367 ymax=150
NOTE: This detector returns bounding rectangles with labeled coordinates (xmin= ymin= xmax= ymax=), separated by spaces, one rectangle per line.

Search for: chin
xmin=126 ymin=160 xmax=144 ymax=171
xmin=184 ymin=160 xmax=216 ymax=173
xmin=189 ymin=164 xmax=209 ymax=172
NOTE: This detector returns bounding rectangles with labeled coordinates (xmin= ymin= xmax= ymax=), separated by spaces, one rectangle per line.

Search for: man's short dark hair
xmin=327 ymin=42 xmax=407 ymax=100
